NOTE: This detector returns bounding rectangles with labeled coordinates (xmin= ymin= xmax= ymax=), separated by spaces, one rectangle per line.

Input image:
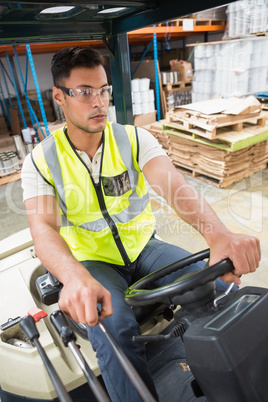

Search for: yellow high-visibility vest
xmin=32 ymin=122 xmax=156 ymax=265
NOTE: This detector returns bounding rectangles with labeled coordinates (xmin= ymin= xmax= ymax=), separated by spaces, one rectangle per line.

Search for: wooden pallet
xmin=0 ymin=171 xmax=21 ymax=186
xmin=222 ymin=32 xmax=268 ymax=41
xmin=171 ymin=142 xmax=268 ymax=188
xmin=168 ymin=132 xmax=268 ymax=188
xmin=163 ymin=82 xmax=192 ymax=92
xmin=165 ymin=110 xmax=267 ymax=140
xmin=143 ymin=122 xmax=170 ymax=152
xmin=170 ymin=142 xmax=268 ymax=173
xmin=163 ymin=123 xmax=268 ymax=152
xmin=142 ymin=121 xmax=268 ymax=188
xmin=250 ymin=31 xmax=268 ymax=37
xmin=172 ymin=162 xmax=267 ymax=188
xmin=157 ymin=18 xmax=226 ymax=27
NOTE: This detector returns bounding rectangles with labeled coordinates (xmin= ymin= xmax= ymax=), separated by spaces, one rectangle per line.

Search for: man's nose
xmin=92 ymin=93 xmax=104 ymax=107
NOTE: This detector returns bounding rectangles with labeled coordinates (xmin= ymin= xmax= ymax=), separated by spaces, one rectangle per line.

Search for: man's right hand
xmin=58 ymin=271 xmax=113 ymax=326
xmin=24 ymin=196 xmax=113 ymax=327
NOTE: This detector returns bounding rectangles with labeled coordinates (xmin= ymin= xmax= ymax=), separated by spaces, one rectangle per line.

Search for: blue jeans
xmin=81 ymin=237 xmax=237 ymax=402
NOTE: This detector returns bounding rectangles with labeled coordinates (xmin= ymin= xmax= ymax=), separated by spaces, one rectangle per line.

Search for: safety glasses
xmin=57 ymin=85 xmax=112 ymax=104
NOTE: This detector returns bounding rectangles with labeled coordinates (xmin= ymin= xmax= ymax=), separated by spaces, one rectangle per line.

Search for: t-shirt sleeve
xmin=21 ymin=153 xmax=55 ymax=202
xmin=136 ymin=126 xmax=168 ymax=170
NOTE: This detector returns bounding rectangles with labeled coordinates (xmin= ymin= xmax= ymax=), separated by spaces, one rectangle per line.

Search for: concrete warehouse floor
xmin=0 ymin=168 xmax=268 ymax=289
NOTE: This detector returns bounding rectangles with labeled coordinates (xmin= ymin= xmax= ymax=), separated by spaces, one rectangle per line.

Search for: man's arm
xmin=143 ymin=155 xmax=261 ymax=284
xmin=25 ymin=195 xmax=113 ymax=325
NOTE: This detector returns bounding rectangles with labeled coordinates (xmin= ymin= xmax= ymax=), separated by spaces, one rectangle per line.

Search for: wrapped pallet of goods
xmin=225 ymin=0 xmax=268 ymax=38
xmin=192 ymin=36 xmax=268 ymax=103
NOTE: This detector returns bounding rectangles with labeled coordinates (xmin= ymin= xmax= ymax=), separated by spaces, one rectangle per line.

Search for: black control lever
xmin=133 ymin=321 xmax=186 ymax=343
xmin=50 ymin=310 xmax=110 ymax=402
xmin=19 ymin=315 xmax=72 ymax=402
xmin=98 ymin=320 xmax=157 ymax=402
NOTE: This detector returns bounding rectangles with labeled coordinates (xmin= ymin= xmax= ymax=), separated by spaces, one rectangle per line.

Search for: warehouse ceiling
xmin=0 ymin=1 xmax=235 ymax=45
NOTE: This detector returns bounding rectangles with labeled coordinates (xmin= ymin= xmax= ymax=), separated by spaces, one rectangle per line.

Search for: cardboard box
xmin=0 ymin=116 xmax=9 ymax=135
xmin=134 ymin=111 xmax=157 ymax=127
xmin=9 ymin=108 xmax=21 ymax=135
xmin=170 ymin=60 xmax=193 ymax=83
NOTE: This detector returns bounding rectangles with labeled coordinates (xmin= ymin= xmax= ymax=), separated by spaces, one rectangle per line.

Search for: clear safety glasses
xmin=57 ymin=85 xmax=112 ymax=104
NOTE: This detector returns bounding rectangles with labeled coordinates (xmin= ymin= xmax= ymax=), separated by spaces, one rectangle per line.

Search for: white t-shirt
xmin=21 ymin=126 xmax=167 ymax=201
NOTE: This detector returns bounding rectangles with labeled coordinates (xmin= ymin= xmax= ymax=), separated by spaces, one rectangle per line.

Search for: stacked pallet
xmin=161 ymin=97 xmax=268 ymax=187
xmin=168 ymin=134 xmax=268 ymax=187
xmin=143 ymin=121 xmax=170 ymax=152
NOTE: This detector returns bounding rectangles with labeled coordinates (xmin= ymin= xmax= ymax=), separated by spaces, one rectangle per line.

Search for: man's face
xmin=53 ymin=65 xmax=110 ymax=134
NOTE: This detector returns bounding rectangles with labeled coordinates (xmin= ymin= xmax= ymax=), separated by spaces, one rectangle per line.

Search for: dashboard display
xmin=204 ymin=294 xmax=260 ymax=331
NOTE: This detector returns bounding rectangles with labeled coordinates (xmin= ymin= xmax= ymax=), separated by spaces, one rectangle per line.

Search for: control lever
xmin=98 ymin=320 xmax=157 ymax=402
xmin=50 ymin=310 xmax=110 ymax=402
xmin=19 ymin=315 xmax=72 ymax=402
xmin=214 ymin=282 xmax=235 ymax=308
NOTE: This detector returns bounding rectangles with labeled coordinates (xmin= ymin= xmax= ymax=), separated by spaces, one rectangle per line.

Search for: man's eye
xmin=80 ymin=88 xmax=92 ymax=95
xmin=101 ymin=88 xmax=109 ymax=94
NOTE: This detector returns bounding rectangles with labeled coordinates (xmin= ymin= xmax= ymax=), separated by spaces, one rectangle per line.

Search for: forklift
xmin=0 ymin=235 xmax=267 ymax=402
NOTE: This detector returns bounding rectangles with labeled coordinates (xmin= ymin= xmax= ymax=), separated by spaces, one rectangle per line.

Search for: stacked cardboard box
xmin=161 ymin=60 xmax=193 ymax=113
xmin=170 ymin=60 xmax=193 ymax=84
xmin=168 ymin=134 xmax=268 ymax=188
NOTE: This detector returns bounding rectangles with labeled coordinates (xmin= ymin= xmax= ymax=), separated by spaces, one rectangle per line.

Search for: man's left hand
xmin=209 ymin=232 xmax=261 ymax=285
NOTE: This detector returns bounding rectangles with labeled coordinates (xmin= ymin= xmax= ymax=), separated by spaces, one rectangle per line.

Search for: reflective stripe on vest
xmin=32 ymin=122 xmax=155 ymax=264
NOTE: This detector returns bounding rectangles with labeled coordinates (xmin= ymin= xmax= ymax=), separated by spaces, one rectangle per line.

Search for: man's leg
xmin=81 ymin=260 xmax=159 ymax=402
xmin=133 ymin=236 xmax=205 ymax=284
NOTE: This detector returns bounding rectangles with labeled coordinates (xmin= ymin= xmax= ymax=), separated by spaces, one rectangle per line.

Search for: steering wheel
xmin=124 ymin=249 xmax=235 ymax=307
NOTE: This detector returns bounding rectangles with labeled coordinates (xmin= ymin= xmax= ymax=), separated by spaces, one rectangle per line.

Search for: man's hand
xmin=209 ymin=231 xmax=261 ymax=285
xmin=24 ymin=196 xmax=113 ymax=327
xmin=58 ymin=270 xmax=113 ymax=326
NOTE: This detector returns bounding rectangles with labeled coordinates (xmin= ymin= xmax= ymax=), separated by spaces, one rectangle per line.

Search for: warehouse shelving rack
xmin=0 ymin=1 xmax=231 ymax=128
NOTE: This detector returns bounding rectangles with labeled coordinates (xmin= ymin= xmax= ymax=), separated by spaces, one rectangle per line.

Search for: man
xmin=21 ymin=46 xmax=261 ymax=401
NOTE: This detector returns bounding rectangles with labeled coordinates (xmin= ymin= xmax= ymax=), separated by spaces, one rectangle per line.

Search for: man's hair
xmin=51 ymin=46 xmax=104 ymax=86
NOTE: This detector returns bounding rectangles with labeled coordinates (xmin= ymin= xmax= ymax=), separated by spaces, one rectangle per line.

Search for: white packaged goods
xmin=139 ymin=78 xmax=150 ymax=91
xmin=161 ymin=71 xmax=179 ymax=84
xmin=132 ymin=103 xmax=142 ymax=116
xmin=21 ymin=127 xmax=32 ymax=143
xmin=132 ymin=91 xmax=142 ymax=104
xmin=149 ymin=89 xmax=155 ymax=101
xmin=131 ymin=78 xmax=155 ymax=115
xmin=226 ymin=0 xmax=268 ymax=37
xmin=140 ymin=91 xmax=150 ymax=103
xmin=149 ymin=101 xmax=155 ymax=113
xmin=192 ymin=37 xmax=268 ymax=101
xmin=131 ymin=79 xmax=140 ymax=92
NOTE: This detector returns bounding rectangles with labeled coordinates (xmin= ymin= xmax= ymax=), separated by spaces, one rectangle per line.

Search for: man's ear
xmin=53 ymin=86 xmax=64 ymax=106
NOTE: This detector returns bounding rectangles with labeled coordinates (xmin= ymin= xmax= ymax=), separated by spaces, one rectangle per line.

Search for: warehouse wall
xmin=1 ymin=53 xmax=54 ymax=96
